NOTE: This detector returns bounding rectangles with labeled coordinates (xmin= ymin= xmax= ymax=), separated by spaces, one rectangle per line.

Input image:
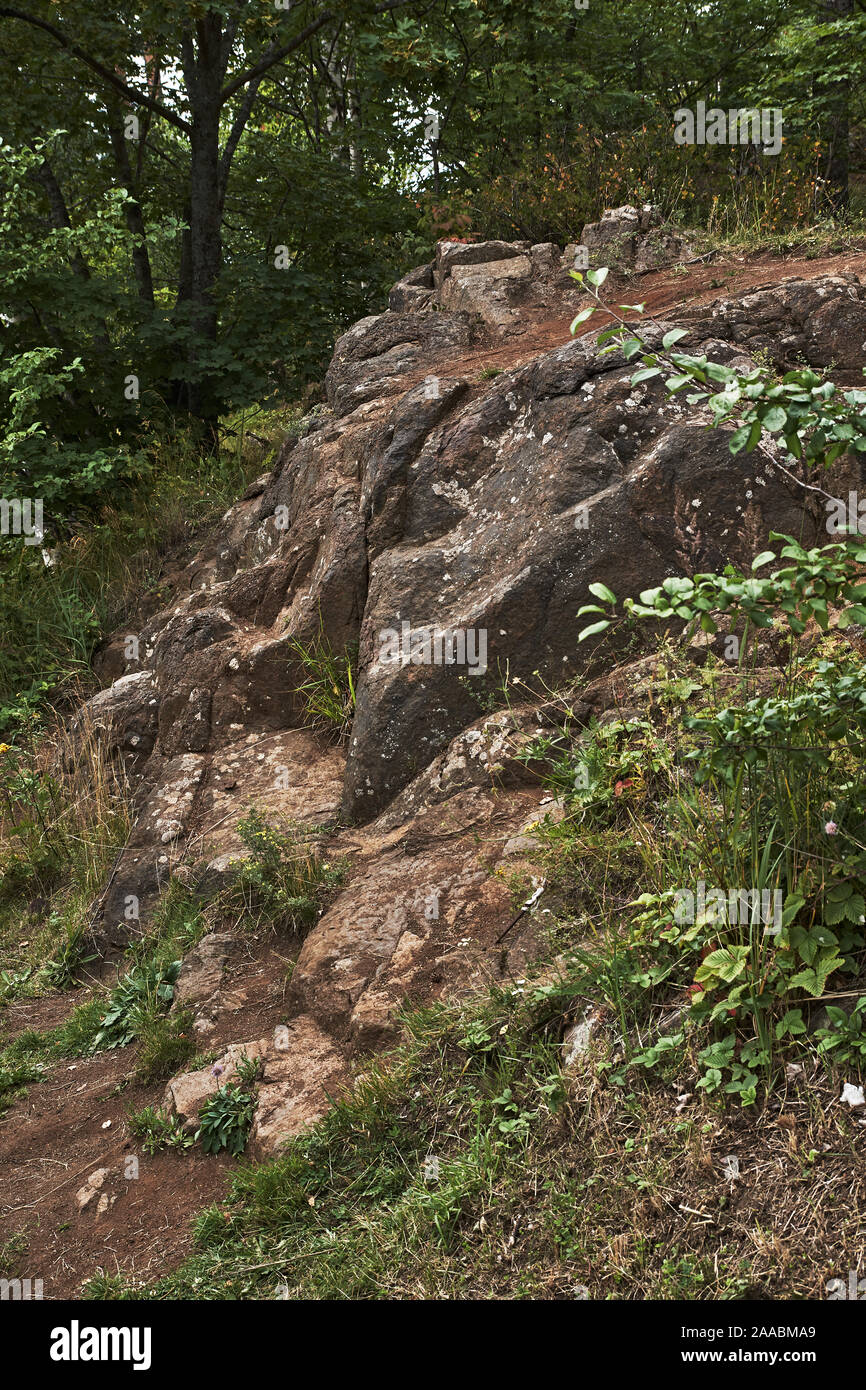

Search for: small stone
xmin=562 ymin=1010 xmax=602 ymax=1068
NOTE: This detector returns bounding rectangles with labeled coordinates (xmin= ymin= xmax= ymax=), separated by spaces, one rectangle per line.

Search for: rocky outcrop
xmin=170 ymin=931 xmax=234 ymax=1036
xmin=80 ymin=225 xmax=866 ymax=1156
xmin=578 ymin=203 xmax=696 ymax=273
xmin=683 ymin=274 xmax=866 ymax=382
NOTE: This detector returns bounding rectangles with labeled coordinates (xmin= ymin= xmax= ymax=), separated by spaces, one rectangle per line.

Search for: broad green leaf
xmin=588 ymin=581 xmax=616 ymax=604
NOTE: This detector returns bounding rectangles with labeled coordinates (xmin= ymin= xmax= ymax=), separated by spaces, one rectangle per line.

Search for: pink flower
xmin=825 ymin=821 xmax=838 ymax=836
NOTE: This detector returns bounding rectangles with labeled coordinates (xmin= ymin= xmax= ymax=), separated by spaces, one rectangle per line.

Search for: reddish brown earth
xmin=430 ymin=243 xmax=866 ymax=380
xmin=0 ymin=939 xmax=293 ymax=1297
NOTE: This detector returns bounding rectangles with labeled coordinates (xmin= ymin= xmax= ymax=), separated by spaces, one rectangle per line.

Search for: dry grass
xmin=0 ymin=699 xmax=133 ymax=992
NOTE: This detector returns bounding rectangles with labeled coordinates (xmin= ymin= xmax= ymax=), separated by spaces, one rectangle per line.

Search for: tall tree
xmin=0 ymin=0 xmax=416 ymax=435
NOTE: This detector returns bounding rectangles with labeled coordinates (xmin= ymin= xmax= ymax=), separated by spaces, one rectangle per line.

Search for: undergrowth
xmin=82 ymin=967 xmax=865 ymax=1302
xmin=229 ymin=808 xmax=345 ymax=934
xmin=0 ymin=406 xmax=295 ymax=732
xmin=0 ymin=881 xmax=205 ymax=1112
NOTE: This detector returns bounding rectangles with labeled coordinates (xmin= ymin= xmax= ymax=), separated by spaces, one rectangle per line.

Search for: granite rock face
xmin=79 ymin=227 xmax=866 ymax=1154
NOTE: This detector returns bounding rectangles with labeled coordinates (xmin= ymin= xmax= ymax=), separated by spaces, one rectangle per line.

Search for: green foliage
xmin=39 ymin=919 xmax=98 ymax=990
xmin=816 ymin=999 xmax=866 ymax=1067
xmin=0 ymin=0 xmax=854 ymax=499
xmin=3 ymin=0 xmax=866 ymax=1300
xmin=288 ymin=634 xmax=358 ymax=742
xmin=87 ymin=883 xmax=207 ymax=1055
xmin=574 ymin=271 xmax=866 ymax=490
xmin=0 ymin=35 xmax=420 ymax=465
xmin=196 ymin=1070 xmax=258 ymax=1157
xmin=0 ymin=882 xmax=205 ymax=1122
xmin=519 ymin=716 xmax=675 ymax=828
xmin=49 ymin=999 xmax=110 ymax=1059
xmin=80 ymin=971 xmax=842 ymax=1303
xmin=0 ymin=346 xmax=143 ymax=513
xmin=685 ymin=662 xmax=866 ymax=782
xmin=0 ymin=716 xmax=132 ymax=1003
xmin=0 ymin=740 xmax=69 ymax=901
xmin=581 ymin=537 xmax=866 ymax=642
xmin=134 ymin=1009 xmax=196 ymax=1084
xmin=552 ymin=661 xmax=866 ymax=1102
xmin=126 ymin=1105 xmax=195 ymax=1155
xmin=554 ymin=268 xmax=866 ymax=1101
xmin=628 ymin=347 xmax=866 ymax=474
xmin=0 ymin=413 xmax=267 ymax=727
xmin=0 ymin=0 xmax=861 ymax=744
xmin=232 ymin=808 xmax=344 ymax=934
xmin=90 ymin=958 xmax=181 ymax=1052
xmin=0 ymin=1052 xmax=47 ymax=1116
xmin=0 ymin=1230 xmax=29 ymax=1276
xmin=87 ymin=984 xmax=577 ymax=1297
xmin=402 ymin=0 xmax=827 ymax=241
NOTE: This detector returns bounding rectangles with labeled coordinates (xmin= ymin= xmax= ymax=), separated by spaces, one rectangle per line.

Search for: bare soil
xmin=0 ymin=937 xmax=292 ymax=1298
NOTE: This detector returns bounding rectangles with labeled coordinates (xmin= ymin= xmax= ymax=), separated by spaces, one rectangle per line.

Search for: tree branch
xmin=220 ymin=0 xmax=415 ymax=104
xmin=218 ymin=74 xmax=264 ymax=207
xmin=0 ymin=7 xmax=192 ymax=131
xmin=220 ymin=10 xmax=336 ymax=103
xmin=30 ymin=154 xmax=90 ymax=280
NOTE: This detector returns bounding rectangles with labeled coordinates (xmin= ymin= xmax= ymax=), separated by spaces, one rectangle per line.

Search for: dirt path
xmin=0 ymin=938 xmax=292 ymax=1297
xmin=435 ymin=243 xmax=866 ymax=381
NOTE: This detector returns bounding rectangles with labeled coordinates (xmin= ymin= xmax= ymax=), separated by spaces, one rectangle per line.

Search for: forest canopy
xmin=0 ymin=0 xmax=862 ymax=509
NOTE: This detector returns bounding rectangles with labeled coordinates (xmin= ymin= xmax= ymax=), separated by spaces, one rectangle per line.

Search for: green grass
xmin=0 ymin=881 xmax=207 ymax=1111
xmin=2 ymin=632 xmax=864 ymax=1299
xmin=71 ymin=629 xmax=866 ymax=1300
xmin=80 ymin=962 xmax=864 ymax=1302
xmin=685 ymin=214 xmax=866 ymax=262
xmin=229 ymin=808 xmax=346 ymax=935
xmin=0 ymin=404 xmax=295 ymax=1002
xmin=0 ymin=1230 xmax=29 ymax=1276
xmin=5 ymin=354 xmax=866 ymax=1297
xmin=0 ymin=831 xmax=327 ymax=1118
xmin=196 ymin=1065 xmax=259 ymax=1156
xmin=133 ymin=1009 xmax=197 ymax=1084
xmin=0 ymin=404 xmax=295 ymax=733
xmin=126 ymin=1104 xmax=195 ymax=1155
xmin=0 ymin=713 xmax=133 ymax=992
xmin=286 ymin=633 xmax=358 ymax=743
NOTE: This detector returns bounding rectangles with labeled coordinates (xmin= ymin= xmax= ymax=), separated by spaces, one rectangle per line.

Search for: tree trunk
xmin=106 ymin=108 xmax=155 ymax=309
xmin=177 ymin=20 xmax=226 ymax=444
xmin=816 ymin=0 xmax=853 ymax=215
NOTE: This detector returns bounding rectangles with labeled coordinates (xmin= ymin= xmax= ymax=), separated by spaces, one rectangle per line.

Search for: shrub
xmin=424 ymin=120 xmax=824 ymax=248
xmin=196 ymin=1062 xmax=259 ymax=1157
xmin=519 ymin=715 xmax=676 ymax=829
xmin=528 ymin=267 xmax=866 ymax=1101
xmin=126 ymin=1105 xmax=194 ymax=1155
xmin=232 ymin=808 xmax=344 ymax=934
